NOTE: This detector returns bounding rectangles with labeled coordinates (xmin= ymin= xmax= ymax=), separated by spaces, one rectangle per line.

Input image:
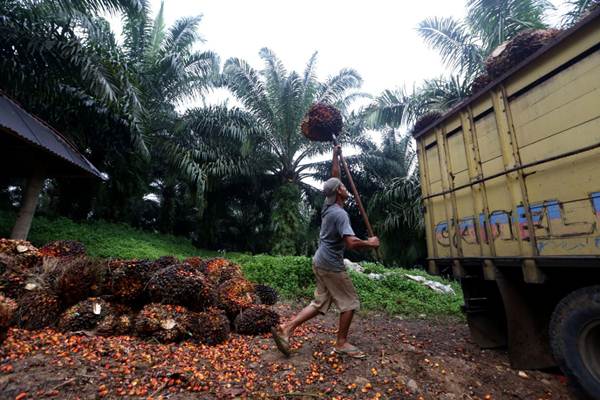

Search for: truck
xmin=412 ymin=8 xmax=600 ymax=399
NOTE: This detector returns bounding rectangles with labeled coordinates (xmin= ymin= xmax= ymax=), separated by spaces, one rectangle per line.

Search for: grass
xmin=0 ymin=210 xmax=219 ymax=259
xmin=0 ymin=209 xmax=464 ymax=317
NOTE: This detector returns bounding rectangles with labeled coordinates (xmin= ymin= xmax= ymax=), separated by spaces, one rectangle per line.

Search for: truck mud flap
xmin=461 ymin=278 xmax=507 ymax=349
xmin=495 ymin=269 xmax=556 ymax=370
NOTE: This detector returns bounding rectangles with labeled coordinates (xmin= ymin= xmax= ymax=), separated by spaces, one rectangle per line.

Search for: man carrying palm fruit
xmin=272 ymin=145 xmax=380 ymax=359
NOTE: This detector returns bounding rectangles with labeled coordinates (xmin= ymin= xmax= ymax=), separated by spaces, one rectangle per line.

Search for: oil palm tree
xmin=222 ymin=48 xmax=367 ymax=254
xmin=417 ymin=0 xmax=552 ymax=81
xmin=561 ymin=0 xmax=600 ymax=27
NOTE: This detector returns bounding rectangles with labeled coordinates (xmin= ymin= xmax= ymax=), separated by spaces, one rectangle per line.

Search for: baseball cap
xmin=323 ymin=177 xmax=342 ymax=205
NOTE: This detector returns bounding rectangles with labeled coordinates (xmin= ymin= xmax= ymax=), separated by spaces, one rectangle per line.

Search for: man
xmin=272 ymin=145 xmax=380 ymax=359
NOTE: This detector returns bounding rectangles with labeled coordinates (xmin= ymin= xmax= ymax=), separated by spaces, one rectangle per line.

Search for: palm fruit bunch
xmin=301 ymin=102 xmax=343 ymax=142
xmin=0 ymin=239 xmax=41 ymax=298
xmin=147 ymin=263 xmax=216 ymax=310
xmin=57 ymin=297 xmax=112 ymax=332
xmin=38 ymin=240 xmax=86 ymax=258
xmin=105 ymin=259 xmax=156 ymax=302
xmin=254 ymin=284 xmax=278 ymax=306
xmin=134 ymin=303 xmax=191 ymax=343
xmin=485 ymin=29 xmax=561 ymax=80
xmin=153 ymin=255 xmax=178 ymax=270
xmin=96 ymin=304 xmax=135 ymax=336
xmin=0 ymin=294 xmax=17 ymax=344
xmin=183 ymin=256 xmax=203 ymax=269
xmin=412 ymin=112 xmax=443 ymax=135
xmin=233 ymin=305 xmax=280 ymax=335
xmin=201 ymin=258 xmax=242 ymax=285
xmin=0 ymin=239 xmax=40 ymax=269
xmin=470 ymin=74 xmax=492 ymax=94
xmin=42 ymin=257 xmax=104 ymax=306
xmin=185 ymin=308 xmax=230 ymax=345
xmin=217 ymin=278 xmax=257 ymax=318
xmin=16 ymin=290 xmax=61 ymax=329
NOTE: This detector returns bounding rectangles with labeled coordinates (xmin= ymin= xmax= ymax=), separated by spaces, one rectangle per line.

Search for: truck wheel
xmin=549 ymin=285 xmax=600 ymax=399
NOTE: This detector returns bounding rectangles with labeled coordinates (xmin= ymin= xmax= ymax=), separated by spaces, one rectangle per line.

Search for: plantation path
xmin=0 ymin=303 xmax=572 ymax=400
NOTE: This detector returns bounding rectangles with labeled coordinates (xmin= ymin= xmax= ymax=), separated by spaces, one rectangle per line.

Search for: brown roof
xmin=0 ymin=91 xmax=104 ymax=179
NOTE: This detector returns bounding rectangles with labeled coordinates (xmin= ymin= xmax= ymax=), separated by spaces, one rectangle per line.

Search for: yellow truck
xmin=413 ymin=9 xmax=600 ymax=398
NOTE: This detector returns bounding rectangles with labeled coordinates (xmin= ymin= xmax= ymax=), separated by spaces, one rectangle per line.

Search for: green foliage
xmin=238 ymin=254 xmax=463 ymax=317
xmin=270 ymin=184 xmax=303 ymax=255
xmin=235 ymin=255 xmax=315 ymax=299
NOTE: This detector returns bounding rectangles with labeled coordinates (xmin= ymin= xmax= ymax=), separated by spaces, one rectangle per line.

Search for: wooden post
xmin=10 ymin=167 xmax=45 ymax=240
xmin=337 ymin=152 xmax=383 ymax=262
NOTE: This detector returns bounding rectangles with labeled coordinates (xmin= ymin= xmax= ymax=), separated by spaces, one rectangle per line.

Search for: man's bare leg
xmin=279 ymin=305 xmax=321 ymax=338
xmin=335 ymin=310 xmax=355 ymax=349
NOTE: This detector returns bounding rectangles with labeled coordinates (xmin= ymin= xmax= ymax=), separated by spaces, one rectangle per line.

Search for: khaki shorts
xmin=309 ymin=264 xmax=360 ymax=314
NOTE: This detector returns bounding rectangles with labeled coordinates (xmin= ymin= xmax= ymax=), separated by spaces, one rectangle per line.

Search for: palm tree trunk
xmin=10 ymin=168 xmax=45 ymax=240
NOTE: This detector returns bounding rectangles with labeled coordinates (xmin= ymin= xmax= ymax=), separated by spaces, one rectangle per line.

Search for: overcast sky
xmin=110 ymin=0 xmax=566 ymax=104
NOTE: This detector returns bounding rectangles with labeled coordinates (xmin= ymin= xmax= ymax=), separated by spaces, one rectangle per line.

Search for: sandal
xmin=333 ymin=345 xmax=367 ymax=359
xmin=271 ymin=326 xmax=291 ymax=357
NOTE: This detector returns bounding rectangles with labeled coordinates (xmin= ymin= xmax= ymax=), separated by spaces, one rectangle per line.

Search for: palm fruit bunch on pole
xmin=254 ymin=284 xmax=279 ymax=306
xmin=217 ymin=278 xmax=257 ymax=318
xmin=57 ymin=297 xmax=112 ymax=332
xmin=233 ymin=305 xmax=280 ymax=335
xmin=38 ymin=240 xmax=86 ymax=258
xmin=146 ymin=263 xmax=216 ymax=310
xmin=412 ymin=112 xmax=443 ymax=135
xmin=0 ymin=294 xmax=17 ymax=344
xmin=185 ymin=307 xmax=230 ymax=345
xmin=201 ymin=258 xmax=243 ymax=285
xmin=105 ymin=259 xmax=156 ymax=302
xmin=301 ymin=102 xmax=343 ymax=142
xmin=134 ymin=303 xmax=191 ymax=343
xmin=95 ymin=304 xmax=135 ymax=336
xmin=16 ymin=290 xmax=61 ymax=329
xmin=485 ymin=29 xmax=561 ymax=80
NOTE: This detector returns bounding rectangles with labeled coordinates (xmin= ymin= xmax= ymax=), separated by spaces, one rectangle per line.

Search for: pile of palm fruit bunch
xmin=411 ymin=111 xmax=443 ymax=135
xmin=471 ymin=29 xmax=562 ymax=94
xmin=301 ymin=102 xmax=343 ymax=142
xmin=0 ymin=238 xmax=280 ymax=345
xmin=0 ymin=294 xmax=17 ymax=344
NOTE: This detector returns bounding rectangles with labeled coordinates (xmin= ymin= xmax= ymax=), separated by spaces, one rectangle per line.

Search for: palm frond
xmin=561 ymin=0 xmax=600 ymax=27
xmin=466 ymin=0 xmax=552 ymax=51
xmin=417 ymin=16 xmax=484 ymax=77
xmin=318 ymin=68 xmax=363 ymax=105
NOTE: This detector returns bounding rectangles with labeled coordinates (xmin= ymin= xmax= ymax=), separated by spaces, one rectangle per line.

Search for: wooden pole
xmin=333 ymin=136 xmax=382 ymax=261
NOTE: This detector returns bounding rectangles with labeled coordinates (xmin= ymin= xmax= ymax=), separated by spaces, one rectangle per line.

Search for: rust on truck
xmin=412 ymin=8 xmax=600 ymax=397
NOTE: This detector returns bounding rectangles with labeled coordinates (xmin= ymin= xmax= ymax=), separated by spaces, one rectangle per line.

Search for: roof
xmin=0 ymin=91 xmax=104 ymax=179
xmin=412 ymin=7 xmax=600 ymax=139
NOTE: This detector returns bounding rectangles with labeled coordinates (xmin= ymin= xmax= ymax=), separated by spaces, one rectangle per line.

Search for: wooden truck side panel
xmin=416 ymin=15 xmax=600 ymax=272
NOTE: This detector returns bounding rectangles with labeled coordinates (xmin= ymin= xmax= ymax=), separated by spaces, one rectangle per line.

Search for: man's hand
xmin=367 ymin=236 xmax=380 ymax=249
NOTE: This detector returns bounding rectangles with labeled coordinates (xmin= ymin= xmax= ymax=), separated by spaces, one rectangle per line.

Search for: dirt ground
xmin=0 ymin=303 xmax=573 ymax=400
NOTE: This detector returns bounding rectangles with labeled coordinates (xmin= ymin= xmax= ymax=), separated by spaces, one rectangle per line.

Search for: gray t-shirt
xmin=313 ymin=204 xmax=355 ymax=271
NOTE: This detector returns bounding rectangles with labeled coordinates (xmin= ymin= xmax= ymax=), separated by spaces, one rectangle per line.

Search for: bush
xmin=235 ymin=255 xmax=463 ymax=318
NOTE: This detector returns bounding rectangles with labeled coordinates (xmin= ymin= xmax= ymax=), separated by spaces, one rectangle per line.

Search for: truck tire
xmin=549 ymin=285 xmax=600 ymax=400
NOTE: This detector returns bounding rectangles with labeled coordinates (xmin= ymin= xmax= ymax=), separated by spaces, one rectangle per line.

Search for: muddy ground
xmin=0 ymin=304 xmax=573 ymax=399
